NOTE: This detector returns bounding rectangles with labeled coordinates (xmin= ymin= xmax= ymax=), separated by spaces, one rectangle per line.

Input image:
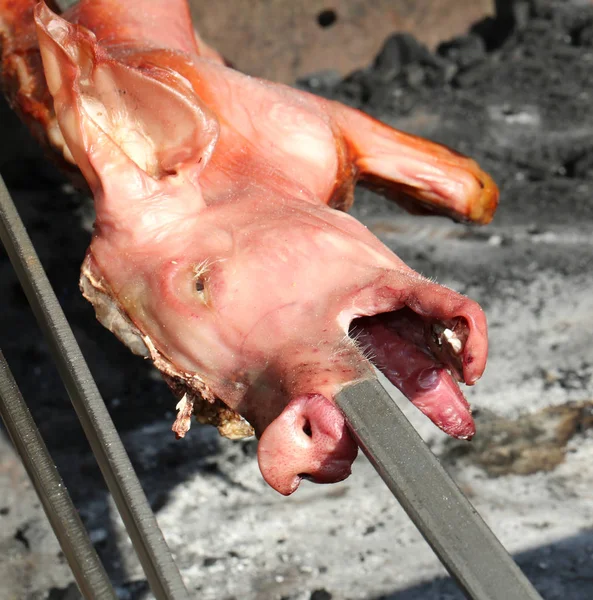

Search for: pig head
xmin=1 ymin=1 xmax=497 ymax=495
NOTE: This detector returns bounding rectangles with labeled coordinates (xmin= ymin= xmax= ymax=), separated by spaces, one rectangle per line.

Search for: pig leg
xmin=334 ymin=103 xmax=499 ymax=224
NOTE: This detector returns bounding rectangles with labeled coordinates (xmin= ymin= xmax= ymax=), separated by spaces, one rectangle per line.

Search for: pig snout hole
xmin=302 ymin=419 xmax=313 ymax=437
xmin=257 ymin=394 xmax=358 ymax=495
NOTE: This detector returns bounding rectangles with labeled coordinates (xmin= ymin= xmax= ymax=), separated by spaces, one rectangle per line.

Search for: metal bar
xmin=0 ymin=350 xmax=117 ymax=600
xmin=0 ymin=176 xmax=190 ymax=600
xmin=335 ymin=378 xmax=544 ymax=600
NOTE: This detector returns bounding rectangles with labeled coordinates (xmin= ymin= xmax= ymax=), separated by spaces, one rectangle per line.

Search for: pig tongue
xmin=351 ymin=310 xmax=475 ymax=440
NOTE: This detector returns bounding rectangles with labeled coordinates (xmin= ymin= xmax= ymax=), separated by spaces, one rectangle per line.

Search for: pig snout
xmin=257 ymin=394 xmax=358 ymax=495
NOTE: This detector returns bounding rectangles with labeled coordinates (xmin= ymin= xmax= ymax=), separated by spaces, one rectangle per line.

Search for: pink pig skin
xmin=0 ymin=0 xmax=497 ymax=495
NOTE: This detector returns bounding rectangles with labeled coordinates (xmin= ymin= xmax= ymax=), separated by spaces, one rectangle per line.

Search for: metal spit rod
xmin=336 ymin=378 xmax=544 ymax=600
xmin=0 ymin=175 xmax=190 ymax=600
xmin=0 ymin=350 xmax=118 ymax=600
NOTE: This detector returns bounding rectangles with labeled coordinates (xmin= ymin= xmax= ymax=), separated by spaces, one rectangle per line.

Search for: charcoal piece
xmin=437 ymin=34 xmax=486 ymax=69
xmin=372 ymin=33 xmax=453 ymax=84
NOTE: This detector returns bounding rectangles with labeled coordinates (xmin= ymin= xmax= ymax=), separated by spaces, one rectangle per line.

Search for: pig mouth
xmin=257 ymin=306 xmax=481 ymax=495
xmin=349 ymin=307 xmax=476 ymax=440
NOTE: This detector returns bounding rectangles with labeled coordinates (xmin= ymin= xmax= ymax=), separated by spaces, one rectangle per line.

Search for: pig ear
xmin=34 ymin=3 xmax=219 ymax=197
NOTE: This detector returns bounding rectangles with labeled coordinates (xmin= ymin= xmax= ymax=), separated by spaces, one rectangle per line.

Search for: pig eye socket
xmin=194 ymin=276 xmax=209 ymax=303
xmin=190 ymin=257 xmax=225 ymax=304
xmin=195 ymin=278 xmax=205 ymax=293
xmin=193 ymin=276 xmax=208 ymax=304
xmin=192 ymin=259 xmax=211 ymax=301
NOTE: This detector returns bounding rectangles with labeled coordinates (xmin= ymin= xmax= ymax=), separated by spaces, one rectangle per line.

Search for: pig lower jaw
xmin=349 ymin=308 xmax=476 ymax=440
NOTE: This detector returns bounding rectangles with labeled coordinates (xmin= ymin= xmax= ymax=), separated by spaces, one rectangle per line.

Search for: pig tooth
xmin=431 ymin=323 xmax=445 ymax=346
xmin=431 ymin=323 xmax=464 ymax=356
xmin=442 ymin=328 xmax=463 ymax=355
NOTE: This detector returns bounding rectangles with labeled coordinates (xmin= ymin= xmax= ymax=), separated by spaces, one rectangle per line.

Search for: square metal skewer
xmin=336 ymin=378 xmax=543 ymax=600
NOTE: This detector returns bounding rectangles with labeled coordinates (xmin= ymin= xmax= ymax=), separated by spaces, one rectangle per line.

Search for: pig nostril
xmin=302 ymin=419 xmax=313 ymax=437
xmin=195 ymin=278 xmax=205 ymax=293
